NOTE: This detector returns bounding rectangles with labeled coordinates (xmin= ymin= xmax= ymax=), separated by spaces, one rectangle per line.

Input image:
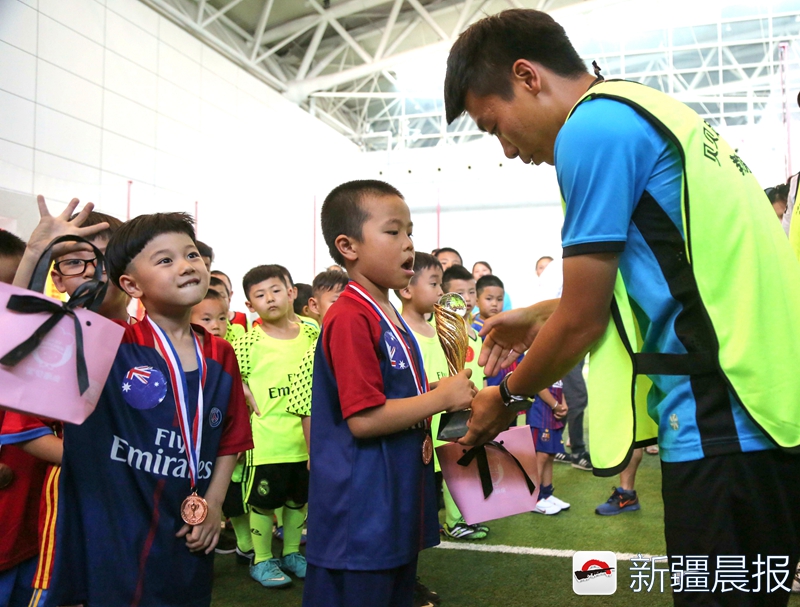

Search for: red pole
xmin=313 ymin=195 xmax=317 ymax=276
xmin=126 ymin=180 xmax=132 ymax=220
xmin=194 ymin=201 xmax=199 ymax=236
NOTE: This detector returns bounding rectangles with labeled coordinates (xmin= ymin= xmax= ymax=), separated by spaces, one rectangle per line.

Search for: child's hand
xmin=243 ymin=383 xmax=260 ymax=416
xmin=553 ymin=402 xmax=568 ymax=420
xmin=437 ymin=369 xmax=477 ymax=413
xmin=27 ymin=196 xmax=109 ymax=256
xmin=176 ymin=499 xmax=223 ymax=554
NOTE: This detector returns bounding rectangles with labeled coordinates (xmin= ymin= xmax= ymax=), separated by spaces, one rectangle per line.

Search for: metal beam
xmin=202 ymin=0 xmax=246 ymax=28
xmin=297 ymin=20 xmax=328 ymax=81
xmin=406 ymin=0 xmax=449 ymax=41
xmin=250 ymin=0 xmax=276 ymax=60
xmin=375 ymin=0 xmax=404 ymax=61
xmin=308 ymin=0 xmax=374 ymax=65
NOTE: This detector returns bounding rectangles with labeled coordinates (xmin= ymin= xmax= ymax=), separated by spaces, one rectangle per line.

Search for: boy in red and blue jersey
xmin=43 ymin=212 xmax=252 ymax=607
xmin=303 ymin=180 xmax=476 ymax=607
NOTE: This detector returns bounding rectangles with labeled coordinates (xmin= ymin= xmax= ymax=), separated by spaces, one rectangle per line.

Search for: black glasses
xmin=54 ymin=257 xmax=98 ymax=276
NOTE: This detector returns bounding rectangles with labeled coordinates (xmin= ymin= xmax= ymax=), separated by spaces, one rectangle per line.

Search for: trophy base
xmin=436 ymin=410 xmax=471 ymax=441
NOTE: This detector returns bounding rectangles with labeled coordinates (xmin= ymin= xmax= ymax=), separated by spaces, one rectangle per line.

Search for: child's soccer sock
xmin=274 ymin=507 xmax=283 ymax=529
xmin=282 ymin=501 xmax=307 ymax=556
xmin=442 ymin=480 xmax=463 ymax=528
xmin=249 ymin=507 xmax=274 ymax=564
xmin=230 ymin=513 xmax=253 ymax=552
xmin=541 ymin=484 xmax=554 ymax=499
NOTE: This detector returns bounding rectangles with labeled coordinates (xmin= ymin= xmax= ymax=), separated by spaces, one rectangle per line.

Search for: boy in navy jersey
xmin=45 ymin=212 xmax=253 ymax=607
xmin=304 ymin=180 xmax=476 ymax=607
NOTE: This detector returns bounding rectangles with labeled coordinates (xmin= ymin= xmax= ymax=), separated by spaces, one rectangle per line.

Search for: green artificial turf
xmin=211 ymin=452 xmax=800 ymax=606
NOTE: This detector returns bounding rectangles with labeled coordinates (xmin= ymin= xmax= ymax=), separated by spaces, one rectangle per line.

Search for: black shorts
xmin=662 ymin=449 xmax=800 ymax=606
xmin=222 ymin=479 xmax=247 ymax=518
xmin=247 ymin=461 xmax=309 ymax=511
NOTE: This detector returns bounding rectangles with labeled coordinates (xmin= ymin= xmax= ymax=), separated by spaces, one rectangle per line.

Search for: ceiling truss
xmin=139 ymin=0 xmax=800 ymax=151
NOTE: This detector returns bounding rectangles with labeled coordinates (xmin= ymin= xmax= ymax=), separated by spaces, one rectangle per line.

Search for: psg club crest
xmin=122 ymin=366 xmax=168 ymax=410
xmin=384 ymin=331 xmax=409 ymax=371
xmin=209 ymin=407 xmax=222 ymax=428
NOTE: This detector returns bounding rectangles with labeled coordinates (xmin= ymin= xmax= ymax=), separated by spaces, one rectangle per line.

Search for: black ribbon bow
xmin=457 ymin=440 xmax=537 ymax=500
xmin=0 ymin=281 xmax=102 ymax=395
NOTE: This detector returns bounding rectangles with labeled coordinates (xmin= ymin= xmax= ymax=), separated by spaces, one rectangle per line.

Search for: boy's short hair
xmin=312 ymin=270 xmax=350 ymax=298
xmin=209 ymin=275 xmax=229 ymax=296
xmin=321 ymin=180 xmax=404 ymax=266
xmin=106 ymin=212 xmax=196 ymax=288
xmin=409 ymin=252 xmax=442 ymax=285
xmin=0 ymin=229 xmax=26 ymax=258
xmin=68 ymin=211 xmax=123 ymax=245
xmin=294 ymin=283 xmax=312 ymax=315
xmin=442 ymin=264 xmax=474 ymax=291
xmin=210 ymin=269 xmax=231 ymax=283
xmin=394 ymin=253 xmax=442 ymax=300
xmin=279 ymin=265 xmax=295 ymax=288
xmin=196 ymin=240 xmax=214 ymax=262
xmin=203 ymin=288 xmax=226 ymax=303
xmin=444 ymin=9 xmax=588 ymax=123
xmin=242 ymin=264 xmax=290 ymax=299
xmin=434 ymin=247 xmax=463 ymax=266
xmin=477 ymin=274 xmax=504 ymax=295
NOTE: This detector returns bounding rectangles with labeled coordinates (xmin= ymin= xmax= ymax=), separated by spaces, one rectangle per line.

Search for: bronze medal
xmin=0 ymin=463 xmax=14 ymax=489
xmin=181 ymin=492 xmax=208 ymax=525
xmin=422 ymin=434 xmax=433 ymax=465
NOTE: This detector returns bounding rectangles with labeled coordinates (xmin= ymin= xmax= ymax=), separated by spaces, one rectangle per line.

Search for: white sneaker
xmin=548 ymin=495 xmax=570 ymax=510
xmin=533 ymin=497 xmax=561 ymax=515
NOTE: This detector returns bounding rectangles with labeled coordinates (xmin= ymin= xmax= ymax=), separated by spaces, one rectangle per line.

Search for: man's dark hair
xmin=435 ymin=247 xmax=463 ymax=265
xmin=68 ymin=211 xmax=124 ymax=244
xmin=442 ymin=264 xmax=474 ymax=291
xmin=0 ymin=229 xmax=26 ymax=258
xmin=106 ymin=212 xmax=196 ymax=288
xmin=312 ymin=270 xmax=349 ymax=298
xmin=196 ymin=240 xmax=214 ymax=262
xmin=293 ymin=283 xmax=312 ymax=316
xmin=203 ymin=288 xmax=226 ymax=303
xmin=242 ymin=264 xmax=290 ymax=300
xmin=477 ymin=274 xmax=504 ymax=295
xmin=444 ymin=9 xmax=588 ymax=123
xmin=321 ymin=180 xmax=404 ymax=266
xmin=209 ymin=275 xmax=229 ymax=296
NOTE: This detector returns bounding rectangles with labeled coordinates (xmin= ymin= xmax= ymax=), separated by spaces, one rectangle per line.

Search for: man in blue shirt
xmin=444 ymin=8 xmax=800 ymax=605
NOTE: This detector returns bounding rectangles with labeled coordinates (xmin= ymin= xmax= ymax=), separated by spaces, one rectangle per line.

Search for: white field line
xmin=436 ymin=541 xmax=656 ymax=561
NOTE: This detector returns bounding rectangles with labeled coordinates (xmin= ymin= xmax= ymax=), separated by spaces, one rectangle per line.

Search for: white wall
xmin=0 ymin=0 xmax=360 ymax=310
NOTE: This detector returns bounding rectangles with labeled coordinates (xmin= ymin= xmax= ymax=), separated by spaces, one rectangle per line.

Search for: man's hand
xmin=457 ymin=386 xmax=515 ymax=447
xmin=478 ymin=300 xmax=558 ymax=377
xmin=176 ymin=498 xmax=223 ymax=554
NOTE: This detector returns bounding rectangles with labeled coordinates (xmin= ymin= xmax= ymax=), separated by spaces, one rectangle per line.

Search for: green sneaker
xmin=280 ymin=552 xmax=307 ymax=579
xmin=250 ymin=558 xmax=292 ymax=588
xmin=442 ymin=518 xmax=488 ymax=540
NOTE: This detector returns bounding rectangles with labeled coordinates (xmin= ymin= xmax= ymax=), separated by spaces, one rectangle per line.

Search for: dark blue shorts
xmin=0 ymin=555 xmax=36 ymax=607
xmin=302 ymin=557 xmax=418 ymax=607
xmin=531 ymin=427 xmax=565 ymax=455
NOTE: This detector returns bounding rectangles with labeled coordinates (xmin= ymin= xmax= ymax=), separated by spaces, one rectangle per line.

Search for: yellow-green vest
xmin=564 ymin=80 xmax=800 ymax=476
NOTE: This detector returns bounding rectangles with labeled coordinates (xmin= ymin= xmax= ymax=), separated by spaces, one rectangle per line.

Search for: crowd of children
xmin=0 ymin=179 xmax=593 ymax=607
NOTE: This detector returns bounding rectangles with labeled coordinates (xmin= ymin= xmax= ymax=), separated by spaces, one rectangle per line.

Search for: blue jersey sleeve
xmin=556 ymin=98 xmax=664 ymax=257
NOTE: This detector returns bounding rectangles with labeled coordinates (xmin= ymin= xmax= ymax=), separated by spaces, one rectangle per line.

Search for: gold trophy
xmin=434 ymin=293 xmax=472 ymax=441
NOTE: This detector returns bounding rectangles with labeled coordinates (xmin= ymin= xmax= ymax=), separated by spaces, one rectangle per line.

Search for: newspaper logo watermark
xmin=573 ymin=551 xmax=617 ymax=595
